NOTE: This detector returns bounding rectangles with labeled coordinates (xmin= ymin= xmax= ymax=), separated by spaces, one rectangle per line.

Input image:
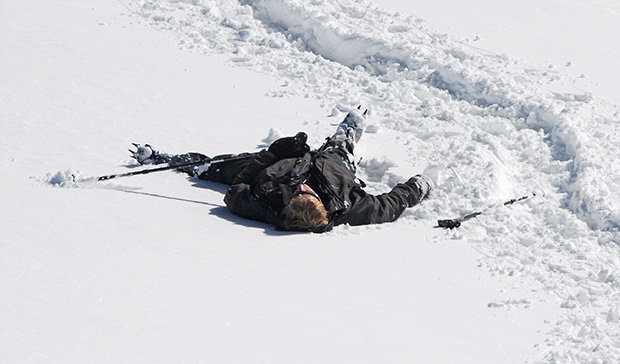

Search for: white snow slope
xmin=2 ymin=0 xmax=620 ymax=363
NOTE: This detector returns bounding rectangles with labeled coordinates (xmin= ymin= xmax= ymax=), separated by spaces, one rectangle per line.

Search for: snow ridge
xmin=126 ymin=0 xmax=620 ymax=361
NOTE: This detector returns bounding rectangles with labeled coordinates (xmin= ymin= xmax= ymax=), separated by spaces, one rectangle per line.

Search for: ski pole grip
xmin=438 ymin=219 xmax=461 ymax=229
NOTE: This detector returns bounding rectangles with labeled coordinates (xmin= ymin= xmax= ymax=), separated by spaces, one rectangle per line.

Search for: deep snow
xmin=374 ymin=0 xmax=620 ymax=108
xmin=2 ymin=0 xmax=620 ymax=363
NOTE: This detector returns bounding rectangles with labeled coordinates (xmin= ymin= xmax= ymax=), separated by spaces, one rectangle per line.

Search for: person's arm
xmin=337 ymin=178 xmax=426 ymax=226
xmin=224 ymin=182 xmax=282 ymax=225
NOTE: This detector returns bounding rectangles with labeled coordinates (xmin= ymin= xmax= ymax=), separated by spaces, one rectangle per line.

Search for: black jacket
xmin=223 ymin=149 xmax=423 ymax=232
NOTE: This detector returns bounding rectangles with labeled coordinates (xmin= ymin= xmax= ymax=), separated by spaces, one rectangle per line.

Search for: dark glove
xmin=268 ymin=132 xmax=310 ymax=159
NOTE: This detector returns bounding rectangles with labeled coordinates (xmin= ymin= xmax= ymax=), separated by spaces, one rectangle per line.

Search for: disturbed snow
xmin=3 ymin=0 xmax=620 ymax=362
xmin=128 ymin=0 xmax=620 ymax=360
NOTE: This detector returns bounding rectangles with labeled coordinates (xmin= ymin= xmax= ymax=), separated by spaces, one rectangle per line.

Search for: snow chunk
xmin=262 ymin=128 xmax=284 ymax=145
xmin=43 ymin=170 xmax=85 ymax=188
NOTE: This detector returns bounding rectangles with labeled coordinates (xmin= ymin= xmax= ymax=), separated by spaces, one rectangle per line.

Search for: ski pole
xmin=437 ymin=192 xmax=542 ymax=229
xmin=95 ymin=153 xmax=256 ymax=182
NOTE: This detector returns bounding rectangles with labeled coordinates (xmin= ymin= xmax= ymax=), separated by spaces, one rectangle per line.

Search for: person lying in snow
xmin=130 ymin=108 xmax=433 ymax=232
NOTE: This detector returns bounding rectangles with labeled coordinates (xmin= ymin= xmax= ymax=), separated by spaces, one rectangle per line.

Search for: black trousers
xmin=168 ymin=152 xmax=253 ymax=185
xmin=169 ymin=141 xmax=358 ymax=186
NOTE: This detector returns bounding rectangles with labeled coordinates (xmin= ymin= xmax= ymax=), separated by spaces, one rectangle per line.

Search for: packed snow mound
xmin=44 ymin=170 xmax=84 ymax=188
xmin=261 ymin=128 xmax=284 ymax=145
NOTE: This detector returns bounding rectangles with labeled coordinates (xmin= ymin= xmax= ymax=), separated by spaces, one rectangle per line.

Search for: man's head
xmin=282 ymin=184 xmax=328 ymax=231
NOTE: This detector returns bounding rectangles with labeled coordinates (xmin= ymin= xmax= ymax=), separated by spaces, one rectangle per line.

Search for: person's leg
xmin=194 ymin=153 xmax=253 ymax=185
xmin=162 ymin=152 xmax=254 ymax=185
xmin=129 ymin=144 xmax=250 ymax=185
xmin=320 ymin=109 xmax=366 ymax=173
xmin=168 ymin=152 xmax=209 ymax=175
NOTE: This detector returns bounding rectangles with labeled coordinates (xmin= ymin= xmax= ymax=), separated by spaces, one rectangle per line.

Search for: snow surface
xmin=2 ymin=0 xmax=620 ymax=362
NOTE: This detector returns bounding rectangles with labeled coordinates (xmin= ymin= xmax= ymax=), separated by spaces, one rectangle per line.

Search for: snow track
xmin=130 ymin=0 xmax=620 ymax=236
xmin=33 ymin=0 xmax=620 ymax=361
